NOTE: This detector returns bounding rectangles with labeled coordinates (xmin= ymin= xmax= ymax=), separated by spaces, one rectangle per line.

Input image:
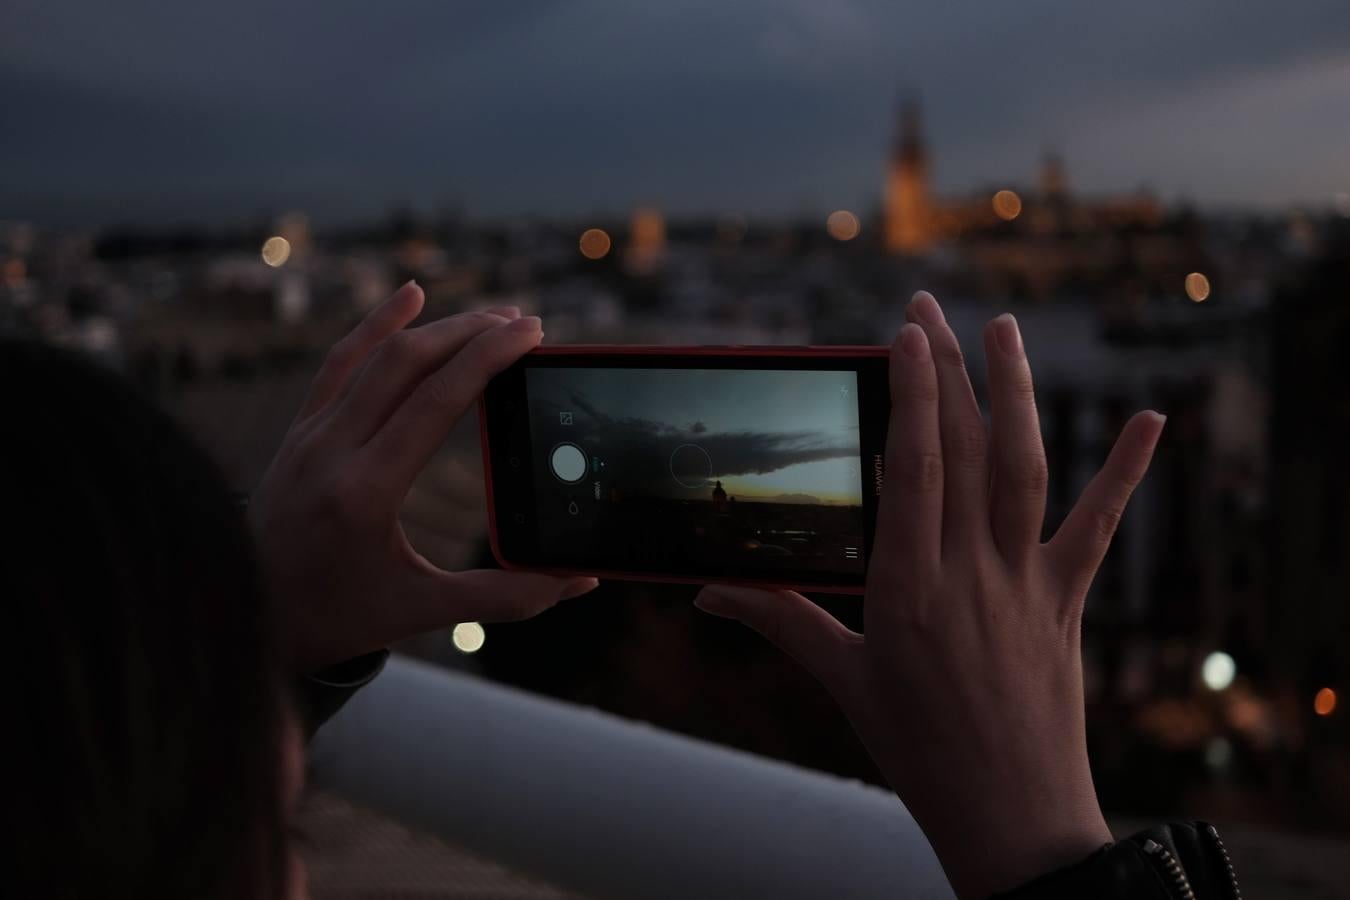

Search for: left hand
xmin=250 ymin=281 xmax=598 ymax=672
xmin=694 ymin=292 xmax=1162 ymax=897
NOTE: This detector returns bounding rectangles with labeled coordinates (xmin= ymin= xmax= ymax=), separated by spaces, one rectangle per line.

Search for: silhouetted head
xmin=1 ymin=339 xmax=293 ymax=898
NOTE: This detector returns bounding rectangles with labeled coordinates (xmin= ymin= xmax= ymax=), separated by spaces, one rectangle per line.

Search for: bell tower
xmin=885 ymin=96 xmax=932 ymax=254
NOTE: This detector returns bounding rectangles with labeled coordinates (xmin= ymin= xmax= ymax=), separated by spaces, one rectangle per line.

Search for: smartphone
xmin=479 ymin=346 xmax=890 ymax=594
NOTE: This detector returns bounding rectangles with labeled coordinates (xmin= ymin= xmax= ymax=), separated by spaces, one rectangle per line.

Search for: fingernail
xmin=559 ymin=578 xmax=598 ymax=601
xmin=992 ymin=313 xmax=1022 ymax=357
xmin=899 ymin=323 xmax=929 ymax=359
xmin=909 ymin=291 xmax=944 ymax=325
xmin=507 ymin=315 xmax=542 ymax=332
xmin=1144 ymin=411 xmax=1167 ymax=442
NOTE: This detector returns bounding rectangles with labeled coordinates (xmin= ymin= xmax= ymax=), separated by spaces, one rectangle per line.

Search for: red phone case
xmin=478 ymin=345 xmax=889 ymax=595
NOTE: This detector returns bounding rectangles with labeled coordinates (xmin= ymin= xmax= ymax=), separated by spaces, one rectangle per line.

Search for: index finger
xmin=869 ymin=323 xmax=943 ymax=602
xmin=363 ymin=316 xmax=545 ymax=492
xmin=906 ymin=291 xmax=990 ymax=544
xmin=296 ymin=281 xmax=424 ymax=422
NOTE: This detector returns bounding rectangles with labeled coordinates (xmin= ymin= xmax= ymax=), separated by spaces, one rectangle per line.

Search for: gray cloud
xmin=697 ymin=431 xmax=857 ymax=478
xmin=3 ymin=1 xmax=1347 ymax=224
xmin=559 ymin=388 xmax=854 ymax=496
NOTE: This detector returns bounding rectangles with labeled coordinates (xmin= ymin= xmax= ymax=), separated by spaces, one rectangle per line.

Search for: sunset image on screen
xmin=525 ymin=366 xmax=866 ymax=576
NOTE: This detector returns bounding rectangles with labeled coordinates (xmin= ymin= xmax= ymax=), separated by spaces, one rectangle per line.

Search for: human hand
xmin=694 ymin=292 xmax=1165 ymax=898
xmin=250 ymin=282 xmax=598 ymax=672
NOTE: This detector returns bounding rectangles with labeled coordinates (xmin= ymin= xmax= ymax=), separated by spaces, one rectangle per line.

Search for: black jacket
xmin=993 ymin=821 xmax=1242 ymax=899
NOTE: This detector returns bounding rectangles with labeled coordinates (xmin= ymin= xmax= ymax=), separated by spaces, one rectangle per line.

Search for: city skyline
xmin=3 ymin=1 xmax=1348 ymax=226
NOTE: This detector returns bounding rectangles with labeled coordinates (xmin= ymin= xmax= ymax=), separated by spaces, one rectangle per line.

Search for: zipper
xmin=1142 ymin=839 xmax=1196 ymax=900
xmin=1203 ymin=824 xmax=1243 ymax=900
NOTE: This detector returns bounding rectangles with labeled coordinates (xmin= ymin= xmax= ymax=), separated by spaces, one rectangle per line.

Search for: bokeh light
xmin=826 ymin=210 xmax=861 ymax=241
xmin=3 ymin=257 xmax=26 ymax=287
xmin=992 ymin=189 xmax=1023 ymax=221
xmin=1185 ymin=271 xmax=1211 ymax=303
xmin=452 ymin=622 xmax=486 ymax=654
xmin=1314 ymin=687 xmax=1337 ymax=716
xmin=579 ymin=228 xmax=612 ymax=260
xmin=260 ymin=236 xmax=291 ymax=267
xmin=1202 ymin=651 xmax=1236 ymax=691
xmin=1204 ymin=736 xmax=1233 ymax=770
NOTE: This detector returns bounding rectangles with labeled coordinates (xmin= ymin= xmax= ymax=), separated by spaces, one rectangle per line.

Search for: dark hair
xmin=2 ymin=340 xmax=286 ymax=898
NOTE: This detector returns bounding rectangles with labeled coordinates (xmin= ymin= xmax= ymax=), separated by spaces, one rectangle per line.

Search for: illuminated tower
xmin=626 ymin=207 xmax=666 ymax=274
xmin=885 ymin=97 xmax=932 ymax=254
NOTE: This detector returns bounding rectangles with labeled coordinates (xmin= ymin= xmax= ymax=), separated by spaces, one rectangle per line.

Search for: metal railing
xmin=312 ymin=655 xmax=953 ymax=899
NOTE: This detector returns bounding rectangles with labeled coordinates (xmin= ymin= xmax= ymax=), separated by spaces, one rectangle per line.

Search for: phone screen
xmin=483 ymin=350 xmax=889 ymax=590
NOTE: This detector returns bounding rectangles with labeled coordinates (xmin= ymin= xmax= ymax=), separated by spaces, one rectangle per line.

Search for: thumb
xmin=416 ymin=568 xmax=599 ymax=626
xmin=1047 ymin=410 xmax=1165 ymax=608
xmin=695 ymin=585 xmax=862 ymax=693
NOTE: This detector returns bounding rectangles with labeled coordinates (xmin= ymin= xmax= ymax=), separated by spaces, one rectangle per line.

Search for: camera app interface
xmin=524 ymin=367 xmax=866 ymax=579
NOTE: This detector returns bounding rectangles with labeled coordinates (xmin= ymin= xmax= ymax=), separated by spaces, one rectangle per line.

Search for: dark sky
xmin=3 ymin=1 xmax=1348 ymax=225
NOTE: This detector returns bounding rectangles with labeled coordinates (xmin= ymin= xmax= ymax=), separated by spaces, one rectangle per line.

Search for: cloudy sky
xmin=527 ymin=367 xmax=862 ymax=504
xmin=3 ymin=1 xmax=1348 ymax=225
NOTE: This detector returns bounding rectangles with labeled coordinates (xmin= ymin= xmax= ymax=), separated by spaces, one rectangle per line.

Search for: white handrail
xmin=311 ymin=655 xmax=953 ymax=899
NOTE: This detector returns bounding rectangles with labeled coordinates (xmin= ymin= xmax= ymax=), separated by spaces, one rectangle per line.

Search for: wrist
xmin=927 ymin=805 xmax=1112 ymax=899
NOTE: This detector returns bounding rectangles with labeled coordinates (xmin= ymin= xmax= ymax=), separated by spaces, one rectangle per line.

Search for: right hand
xmin=250 ymin=282 xmax=598 ymax=672
xmin=694 ymin=292 xmax=1165 ymax=898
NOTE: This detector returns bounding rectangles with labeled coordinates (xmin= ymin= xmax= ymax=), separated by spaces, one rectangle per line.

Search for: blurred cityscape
xmin=4 ymin=97 xmax=1348 ymax=841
